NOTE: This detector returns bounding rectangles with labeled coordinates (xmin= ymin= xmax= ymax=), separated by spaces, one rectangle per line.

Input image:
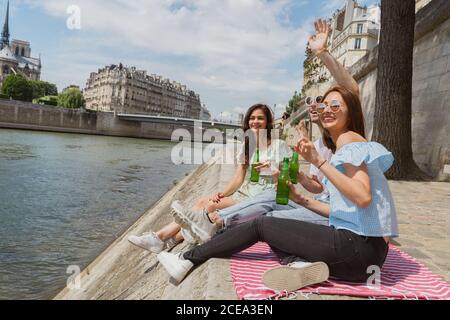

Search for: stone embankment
xmin=55 ymin=153 xmax=238 ymax=300
xmin=55 ymin=153 xmax=450 ymax=300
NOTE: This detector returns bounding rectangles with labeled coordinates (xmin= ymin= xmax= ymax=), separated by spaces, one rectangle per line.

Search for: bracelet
xmin=318 ymin=160 xmax=327 ymax=170
xmin=315 ymin=47 xmax=329 ymax=56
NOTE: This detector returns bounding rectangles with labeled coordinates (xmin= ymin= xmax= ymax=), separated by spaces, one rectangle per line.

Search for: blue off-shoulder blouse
xmin=323 ymin=142 xmax=399 ymax=238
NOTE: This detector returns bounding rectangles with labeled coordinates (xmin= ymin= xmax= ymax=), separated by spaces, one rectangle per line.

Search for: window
xmin=15 ymin=47 xmax=19 ymax=55
xmin=357 ymin=23 xmax=363 ymax=34
xmin=354 ymin=38 xmax=362 ymax=50
xmin=21 ymin=48 xmax=25 ymax=56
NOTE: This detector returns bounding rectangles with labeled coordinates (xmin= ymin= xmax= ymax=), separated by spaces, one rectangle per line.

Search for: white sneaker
xmin=262 ymin=261 xmax=329 ymax=292
xmin=171 ymin=201 xmax=217 ymax=243
xmin=157 ymin=251 xmax=194 ymax=283
xmin=128 ymin=232 xmax=165 ymax=254
xmin=165 ymin=237 xmax=179 ymax=251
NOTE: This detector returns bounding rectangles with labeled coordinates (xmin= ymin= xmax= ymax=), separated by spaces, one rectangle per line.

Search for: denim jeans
xmin=218 ymin=190 xmax=329 ymax=228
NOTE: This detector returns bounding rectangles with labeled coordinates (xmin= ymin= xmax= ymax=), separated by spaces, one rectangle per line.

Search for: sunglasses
xmin=316 ymin=100 xmax=341 ymax=114
xmin=305 ymin=96 xmax=323 ymax=106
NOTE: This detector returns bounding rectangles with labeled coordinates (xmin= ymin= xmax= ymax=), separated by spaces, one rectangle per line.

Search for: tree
xmin=1 ymin=74 xmax=33 ymax=102
xmin=372 ymin=0 xmax=427 ymax=180
xmin=33 ymin=95 xmax=58 ymax=106
xmin=302 ymin=46 xmax=323 ymax=92
xmin=58 ymin=88 xmax=85 ymax=109
xmin=30 ymin=80 xmax=58 ymax=99
xmin=286 ymin=91 xmax=303 ymax=114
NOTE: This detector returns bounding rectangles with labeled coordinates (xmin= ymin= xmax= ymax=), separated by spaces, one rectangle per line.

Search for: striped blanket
xmin=230 ymin=242 xmax=450 ymax=300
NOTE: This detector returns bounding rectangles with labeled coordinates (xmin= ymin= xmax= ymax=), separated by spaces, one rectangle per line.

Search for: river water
xmin=0 ymin=129 xmax=198 ymax=300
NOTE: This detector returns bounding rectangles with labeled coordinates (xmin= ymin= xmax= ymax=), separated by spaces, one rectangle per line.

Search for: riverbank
xmin=0 ymin=100 xmax=237 ymax=143
xmin=54 ymin=151 xmax=238 ymax=300
xmin=0 ymin=100 xmax=183 ymax=141
xmin=54 ymin=151 xmax=450 ymax=300
xmin=0 ymin=129 xmax=199 ymax=299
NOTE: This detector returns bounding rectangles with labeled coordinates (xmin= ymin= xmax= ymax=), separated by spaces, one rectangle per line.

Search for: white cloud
xmin=233 ymin=106 xmax=247 ymax=114
xmin=26 ymin=0 xmax=313 ymax=116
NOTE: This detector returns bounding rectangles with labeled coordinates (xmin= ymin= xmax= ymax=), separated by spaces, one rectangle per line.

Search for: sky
xmin=6 ymin=0 xmax=378 ymax=120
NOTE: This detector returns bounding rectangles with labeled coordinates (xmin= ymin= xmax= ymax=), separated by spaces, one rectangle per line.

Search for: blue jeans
xmin=218 ymin=190 xmax=329 ymax=228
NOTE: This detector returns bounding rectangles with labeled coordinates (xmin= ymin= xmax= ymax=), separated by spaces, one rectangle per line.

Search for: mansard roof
xmin=16 ymin=54 xmax=40 ymax=69
xmin=0 ymin=45 xmax=17 ymax=62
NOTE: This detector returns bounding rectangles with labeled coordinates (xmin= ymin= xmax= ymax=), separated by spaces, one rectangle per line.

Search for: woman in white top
xmin=128 ymin=104 xmax=292 ymax=252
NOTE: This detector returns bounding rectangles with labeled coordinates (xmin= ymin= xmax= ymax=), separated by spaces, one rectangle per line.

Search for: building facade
xmin=200 ymin=104 xmax=212 ymax=121
xmin=303 ymin=0 xmax=433 ymax=90
xmin=305 ymin=0 xmax=380 ymax=86
xmin=84 ymin=64 xmax=202 ymax=119
xmin=0 ymin=1 xmax=41 ymax=84
xmin=329 ymin=0 xmax=380 ymax=68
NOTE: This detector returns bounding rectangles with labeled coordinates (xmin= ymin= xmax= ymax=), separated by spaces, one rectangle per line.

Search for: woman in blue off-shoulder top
xmin=156 ymin=85 xmax=399 ymax=291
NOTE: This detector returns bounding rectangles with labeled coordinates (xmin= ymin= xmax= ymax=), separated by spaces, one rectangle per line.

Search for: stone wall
xmin=0 ymin=100 xmax=208 ymax=142
xmin=0 ymin=100 xmax=98 ymax=134
xmin=410 ymin=0 xmax=450 ymax=180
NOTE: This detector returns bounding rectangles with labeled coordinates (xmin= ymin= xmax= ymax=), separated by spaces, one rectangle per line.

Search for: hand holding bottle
xmin=276 ymin=158 xmax=291 ymax=205
xmin=253 ymin=161 xmax=269 ymax=170
xmin=271 ymin=167 xmax=280 ymax=185
xmin=287 ymin=182 xmax=309 ymax=206
xmin=250 ymin=149 xmax=261 ymax=182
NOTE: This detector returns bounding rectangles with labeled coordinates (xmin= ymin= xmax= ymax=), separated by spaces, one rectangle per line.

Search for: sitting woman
xmin=156 ymin=85 xmax=399 ymax=292
xmin=128 ymin=103 xmax=292 ymax=252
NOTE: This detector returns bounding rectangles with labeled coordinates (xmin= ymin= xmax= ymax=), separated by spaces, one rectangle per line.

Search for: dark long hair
xmin=243 ymin=103 xmax=274 ymax=166
xmin=320 ymin=86 xmax=366 ymax=153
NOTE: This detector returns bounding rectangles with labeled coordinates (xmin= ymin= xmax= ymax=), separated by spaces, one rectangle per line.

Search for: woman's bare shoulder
xmin=340 ymin=131 xmax=367 ymax=145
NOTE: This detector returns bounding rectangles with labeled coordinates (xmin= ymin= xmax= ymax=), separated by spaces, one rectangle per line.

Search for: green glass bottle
xmin=289 ymin=152 xmax=300 ymax=184
xmin=250 ymin=149 xmax=260 ymax=183
xmin=276 ymin=158 xmax=290 ymax=205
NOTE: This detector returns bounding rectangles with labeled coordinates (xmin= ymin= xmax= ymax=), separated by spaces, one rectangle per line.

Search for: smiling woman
xmin=127 ymin=102 xmax=292 ymax=247
xmin=319 ymin=86 xmax=366 ymax=153
xmin=155 ymin=19 xmax=399 ymax=293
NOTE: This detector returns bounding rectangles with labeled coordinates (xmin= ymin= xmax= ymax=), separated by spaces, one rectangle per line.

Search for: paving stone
xmin=401 ymin=247 xmax=431 ymax=260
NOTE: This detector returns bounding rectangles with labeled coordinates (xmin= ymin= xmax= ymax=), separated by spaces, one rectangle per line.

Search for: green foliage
xmin=0 ymin=93 xmax=8 ymax=99
xmin=302 ymin=45 xmax=329 ymax=92
xmin=33 ymin=95 xmax=58 ymax=106
xmin=286 ymin=91 xmax=303 ymax=114
xmin=292 ymin=118 xmax=301 ymax=126
xmin=0 ymin=75 xmax=58 ymax=103
xmin=30 ymin=80 xmax=58 ymax=99
xmin=57 ymin=88 xmax=85 ymax=109
xmin=1 ymin=74 xmax=33 ymax=102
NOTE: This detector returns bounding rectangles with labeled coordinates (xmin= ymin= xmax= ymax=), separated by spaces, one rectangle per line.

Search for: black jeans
xmin=184 ymin=216 xmax=389 ymax=282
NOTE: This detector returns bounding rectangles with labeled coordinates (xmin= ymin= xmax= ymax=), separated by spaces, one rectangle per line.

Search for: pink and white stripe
xmin=230 ymin=242 xmax=450 ymax=300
